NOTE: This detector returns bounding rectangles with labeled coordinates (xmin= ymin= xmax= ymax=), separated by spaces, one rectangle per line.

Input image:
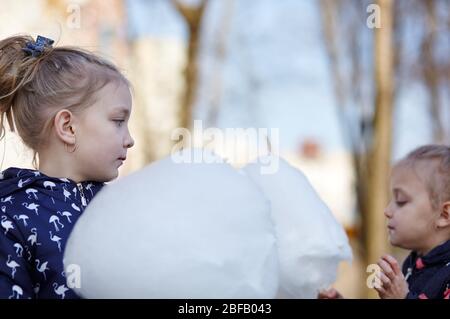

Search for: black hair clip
xmin=22 ymin=35 xmax=54 ymax=58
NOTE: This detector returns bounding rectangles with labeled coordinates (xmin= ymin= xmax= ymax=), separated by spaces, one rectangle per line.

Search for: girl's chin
xmin=388 ymin=236 xmax=409 ymax=250
xmin=387 ymin=234 xmax=399 ymax=246
xmin=108 ymin=169 xmax=119 ymax=181
xmin=95 ymin=169 xmax=119 ymax=183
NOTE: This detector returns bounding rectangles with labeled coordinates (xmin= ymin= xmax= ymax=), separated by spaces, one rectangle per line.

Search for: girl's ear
xmin=54 ymin=109 xmax=76 ymax=145
xmin=437 ymin=201 xmax=450 ymax=228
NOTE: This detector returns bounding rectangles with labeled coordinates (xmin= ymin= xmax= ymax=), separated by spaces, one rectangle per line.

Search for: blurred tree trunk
xmin=206 ymin=0 xmax=235 ymax=127
xmin=171 ymin=0 xmax=209 ymax=131
xmin=366 ymin=0 xmax=394 ymax=298
xmin=420 ymin=0 xmax=445 ymax=144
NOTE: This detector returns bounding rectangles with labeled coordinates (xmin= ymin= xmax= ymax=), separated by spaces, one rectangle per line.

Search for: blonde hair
xmin=397 ymin=144 xmax=450 ymax=210
xmin=0 ymin=34 xmax=129 ymax=168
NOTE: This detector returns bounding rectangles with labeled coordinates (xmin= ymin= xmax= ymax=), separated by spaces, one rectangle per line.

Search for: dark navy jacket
xmin=0 ymin=167 xmax=104 ymax=299
xmin=403 ymin=239 xmax=450 ymax=299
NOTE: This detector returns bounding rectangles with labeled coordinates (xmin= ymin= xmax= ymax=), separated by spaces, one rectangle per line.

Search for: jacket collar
xmin=409 ymin=240 xmax=450 ymax=269
xmin=0 ymin=167 xmax=104 ymax=203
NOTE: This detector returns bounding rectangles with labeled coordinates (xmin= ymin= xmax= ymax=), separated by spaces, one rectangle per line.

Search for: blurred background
xmin=0 ymin=0 xmax=449 ymax=298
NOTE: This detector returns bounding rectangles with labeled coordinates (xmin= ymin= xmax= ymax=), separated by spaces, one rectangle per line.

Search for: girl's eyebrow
xmin=112 ymin=107 xmax=130 ymax=116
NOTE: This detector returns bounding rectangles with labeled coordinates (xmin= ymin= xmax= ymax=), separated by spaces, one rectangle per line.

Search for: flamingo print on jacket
xmin=0 ymin=167 xmax=104 ymax=299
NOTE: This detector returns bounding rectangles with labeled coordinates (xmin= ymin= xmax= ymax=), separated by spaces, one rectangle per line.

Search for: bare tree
xmin=206 ymin=0 xmax=235 ymax=127
xmin=171 ymin=0 xmax=209 ymax=131
xmin=419 ymin=0 xmax=448 ymax=144
xmin=365 ymin=0 xmax=394 ymax=298
xmin=320 ymin=0 xmax=394 ymax=298
xmin=319 ymin=0 xmax=373 ymax=248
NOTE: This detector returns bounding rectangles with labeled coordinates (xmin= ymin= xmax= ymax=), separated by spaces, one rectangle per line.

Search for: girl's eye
xmin=113 ymin=120 xmax=125 ymax=127
xmin=396 ymin=200 xmax=407 ymax=207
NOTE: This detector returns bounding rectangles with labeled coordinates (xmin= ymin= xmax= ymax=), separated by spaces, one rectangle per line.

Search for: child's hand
xmin=317 ymin=288 xmax=344 ymax=299
xmin=375 ymin=255 xmax=409 ymax=299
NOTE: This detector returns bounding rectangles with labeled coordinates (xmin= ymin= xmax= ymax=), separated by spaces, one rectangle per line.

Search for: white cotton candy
xmin=64 ymin=148 xmax=279 ymax=299
xmin=242 ymin=155 xmax=352 ymax=299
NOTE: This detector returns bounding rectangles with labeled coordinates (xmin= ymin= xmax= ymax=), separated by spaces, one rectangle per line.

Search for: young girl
xmin=319 ymin=145 xmax=450 ymax=299
xmin=0 ymin=34 xmax=134 ymax=299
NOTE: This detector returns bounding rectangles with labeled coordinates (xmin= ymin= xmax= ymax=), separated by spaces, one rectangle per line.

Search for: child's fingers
xmin=321 ymin=288 xmax=344 ymax=299
xmin=380 ymin=272 xmax=391 ymax=288
xmin=377 ymin=259 xmax=395 ymax=281
xmin=374 ymin=284 xmax=387 ymax=298
xmin=318 ymin=292 xmax=330 ymax=299
xmin=327 ymin=291 xmax=338 ymax=299
xmin=382 ymin=255 xmax=401 ymax=275
xmin=328 ymin=289 xmax=338 ymax=298
xmin=318 ymin=288 xmax=339 ymax=299
xmin=318 ymin=289 xmax=331 ymax=299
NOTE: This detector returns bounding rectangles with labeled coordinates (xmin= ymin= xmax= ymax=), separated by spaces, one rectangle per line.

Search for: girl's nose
xmin=125 ymin=132 xmax=135 ymax=149
xmin=126 ymin=138 xmax=134 ymax=149
xmin=384 ymin=204 xmax=393 ymax=218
